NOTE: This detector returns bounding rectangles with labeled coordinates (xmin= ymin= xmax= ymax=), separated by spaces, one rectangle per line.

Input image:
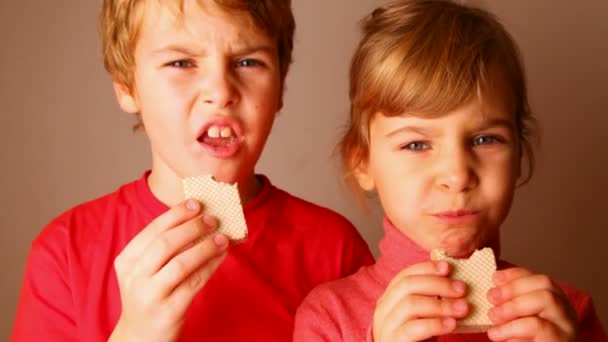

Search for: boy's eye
xmin=236 ymin=59 xmax=262 ymax=68
xmin=401 ymin=141 xmax=429 ymax=151
xmin=167 ymin=60 xmax=194 ymax=68
xmin=473 ymin=135 xmax=501 ymax=146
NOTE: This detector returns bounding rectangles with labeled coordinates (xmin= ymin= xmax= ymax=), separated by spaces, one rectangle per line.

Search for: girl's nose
xmin=435 ymin=148 xmax=478 ymax=193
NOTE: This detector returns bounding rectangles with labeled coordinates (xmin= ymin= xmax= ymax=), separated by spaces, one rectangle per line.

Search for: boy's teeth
xmin=207 ymin=126 xmax=220 ymax=138
xmin=220 ymin=127 xmax=234 ymax=138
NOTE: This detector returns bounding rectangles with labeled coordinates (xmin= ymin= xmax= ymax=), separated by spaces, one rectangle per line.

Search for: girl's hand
xmin=487 ymin=267 xmax=578 ymax=342
xmin=373 ymin=260 xmax=469 ymax=342
xmin=109 ymin=199 xmax=229 ymax=342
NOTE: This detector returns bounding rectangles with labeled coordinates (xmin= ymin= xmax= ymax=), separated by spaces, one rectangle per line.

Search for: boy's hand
xmin=487 ymin=267 xmax=578 ymax=342
xmin=373 ymin=260 xmax=470 ymax=342
xmin=109 ymin=199 xmax=229 ymax=342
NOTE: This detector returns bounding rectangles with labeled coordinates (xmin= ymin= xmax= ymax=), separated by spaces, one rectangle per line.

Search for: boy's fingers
xmin=116 ymin=200 xmax=202 ymax=268
xmin=169 ymin=250 xmax=228 ymax=309
xmin=133 ymin=216 xmax=217 ymax=277
xmin=153 ymin=233 xmax=229 ymax=296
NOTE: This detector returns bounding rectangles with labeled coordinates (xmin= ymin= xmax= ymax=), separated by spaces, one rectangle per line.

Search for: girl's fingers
xmin=380 ymin=274 xmax=467 ymax=317
xmin=153 ymin=233 xmax=229 ymax=296
xmin=487 ymin=316 xmax=564 ymax=341
xmin=493 ymin=267 xmax=533 ymax=287
xmin=489 ymin=272 xmax=560 ymax=305
xmin=489 ymin=289 xmax=576 ymax=336
xmin=394 ymin=317 xmax=457 ymax=342
xmin=386 ymin=294 xmax=469 ymax=324
xmin=386 ymin=260 xmax=451 ymax=293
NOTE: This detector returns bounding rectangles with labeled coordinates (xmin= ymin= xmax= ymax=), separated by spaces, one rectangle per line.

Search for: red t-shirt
xmin=12 ymin=172 xmax=374 ymax=341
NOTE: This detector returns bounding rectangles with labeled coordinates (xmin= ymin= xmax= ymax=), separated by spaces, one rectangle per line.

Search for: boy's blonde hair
xmin=100 ymin=0 xmax=295 ymax=127
xmin=340 ymin=0 xmax=536 ymax=198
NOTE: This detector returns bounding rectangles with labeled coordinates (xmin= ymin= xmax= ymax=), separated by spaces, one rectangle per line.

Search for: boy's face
xmin=356 ymin=88 xmax=520 ymax=258
xmin=114 ymin=0 xmax=282 ymax=197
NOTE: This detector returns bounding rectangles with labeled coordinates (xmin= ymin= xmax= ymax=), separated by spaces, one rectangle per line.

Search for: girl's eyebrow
xmin=385 ymin=125 xmax=431 ymax=138
xmin=385 ymin=117 xmax=514 ymax=138
xmin=477 ymin=117 xmax=516 ymax=131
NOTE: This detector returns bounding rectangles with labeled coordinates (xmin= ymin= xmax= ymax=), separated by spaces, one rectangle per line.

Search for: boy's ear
xmin=112 ymin=81 xmax=139 ymax=114
xmin=353 ymin=160 xmax=376 ymax=192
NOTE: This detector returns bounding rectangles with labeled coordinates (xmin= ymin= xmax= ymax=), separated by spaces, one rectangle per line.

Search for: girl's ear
xmin=353 ymin=160 xmax=376 ymax=192
xmin=112 ymin=82 xmax=139 ymax=114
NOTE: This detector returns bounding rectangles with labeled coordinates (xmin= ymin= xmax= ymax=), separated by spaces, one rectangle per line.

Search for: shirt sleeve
xmin=574 ymin=293 xmax=607 ymax=342
xmin=11 ymin=224 xmax=78 ymax=342
xmin=293 ymin=290 xmax=342 ymax=342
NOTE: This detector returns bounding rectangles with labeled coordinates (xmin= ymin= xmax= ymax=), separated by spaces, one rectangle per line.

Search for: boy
xmin=11 ymin=0 xmax=373 ymax=341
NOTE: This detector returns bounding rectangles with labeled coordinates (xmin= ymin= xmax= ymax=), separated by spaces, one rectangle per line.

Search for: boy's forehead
xmin=138 ymin=0 xmax=272 ymax=52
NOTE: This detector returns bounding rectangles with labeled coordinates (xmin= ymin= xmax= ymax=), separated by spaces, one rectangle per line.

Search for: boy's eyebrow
xmin=152 ymin=44 xmax=206 ymax=56
xmin=151 ymin=44 xmax=275 ymax=57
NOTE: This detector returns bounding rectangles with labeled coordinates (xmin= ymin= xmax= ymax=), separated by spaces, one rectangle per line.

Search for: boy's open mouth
xmin=197 ymin=123 xmax=243 ymax=158
xmin=198 ymin=125 xmax=237 ymax=146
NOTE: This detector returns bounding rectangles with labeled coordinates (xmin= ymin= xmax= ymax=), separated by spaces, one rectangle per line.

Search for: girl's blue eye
xmin=473 ymin=135 xmax=500 ymax=146
xmin=402 ymin=141 xmax=429 ymax=151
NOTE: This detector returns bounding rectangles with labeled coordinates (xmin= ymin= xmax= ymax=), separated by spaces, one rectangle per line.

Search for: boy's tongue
xmin=202 ymin=136 xmax=234 ymax=147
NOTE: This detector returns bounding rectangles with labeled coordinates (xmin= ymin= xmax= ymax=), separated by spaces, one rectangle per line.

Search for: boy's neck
xmin=147 ymin=167 xmax=262 ymax=207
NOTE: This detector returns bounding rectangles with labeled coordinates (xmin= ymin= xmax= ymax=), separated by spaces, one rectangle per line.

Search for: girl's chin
xmin=436 ymin=237 xmax=483 ymax=258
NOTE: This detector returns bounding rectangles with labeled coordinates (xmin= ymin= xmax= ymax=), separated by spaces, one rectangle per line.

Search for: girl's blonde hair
xmin=340 ymin=0 xmax=536 ymax=199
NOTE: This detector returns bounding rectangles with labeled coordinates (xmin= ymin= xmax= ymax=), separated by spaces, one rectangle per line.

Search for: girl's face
xmin=355 ymin=89 xmax=520 ymax=257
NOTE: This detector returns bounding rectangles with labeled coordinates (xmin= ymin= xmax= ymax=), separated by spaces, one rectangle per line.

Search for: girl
xmin=294 ymin=0 xmax=606 ymax=341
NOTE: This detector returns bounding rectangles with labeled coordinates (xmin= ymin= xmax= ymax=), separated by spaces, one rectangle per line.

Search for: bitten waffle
xmin=431 ymin=248 xmax=497 ymax=333
xmin=182 ymin=175 xmax=248 ymax=241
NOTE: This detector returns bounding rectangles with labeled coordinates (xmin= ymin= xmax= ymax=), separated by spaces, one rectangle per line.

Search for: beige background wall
xmin=1 ymin=0 xmax=606 ymax=339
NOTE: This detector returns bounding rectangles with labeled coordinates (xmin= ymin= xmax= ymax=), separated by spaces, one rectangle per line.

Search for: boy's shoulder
xmin=34 ymin=175 xmax=145 ymax=248
xmin=263 ymin=177 xmax=358 ymax=232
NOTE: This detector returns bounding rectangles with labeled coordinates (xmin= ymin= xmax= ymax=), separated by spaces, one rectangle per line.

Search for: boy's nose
xmin=200 ymin=70 xmax=239 ymax=108
xmin=435 ymin=149 xmax=478 ymax=193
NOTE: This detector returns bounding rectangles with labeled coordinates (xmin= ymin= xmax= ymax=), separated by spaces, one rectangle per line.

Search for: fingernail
xmin=453 ymin=299 xmax=467 ymax=313
xmin=186 ymin=199 xmax=200 ymax=211
xmin=488 ymin=287 xmax=501 ymax=303
xmin=452 ymin=281 xmax=466 ymax=293
xmin=488 ymin=327 xmax=502 ymax=339
xmin=488 ymin=307 xmax=500 ymax=322
xmin=493 ymin=271 xmax=506 ymax=285
xmin=203 ymin=215 xmax=217 ymax=227
xmin=213 ymin=234 xmax=229 ymax=248
xmin=436 ymin=261 xmax=449 ymax=274
xmin=442 ymin=318 xmax=455 ymax=329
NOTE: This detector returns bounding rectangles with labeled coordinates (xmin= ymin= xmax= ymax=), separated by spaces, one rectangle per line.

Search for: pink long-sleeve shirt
xmin=294 ymin=218 xmax=607 ymax=341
